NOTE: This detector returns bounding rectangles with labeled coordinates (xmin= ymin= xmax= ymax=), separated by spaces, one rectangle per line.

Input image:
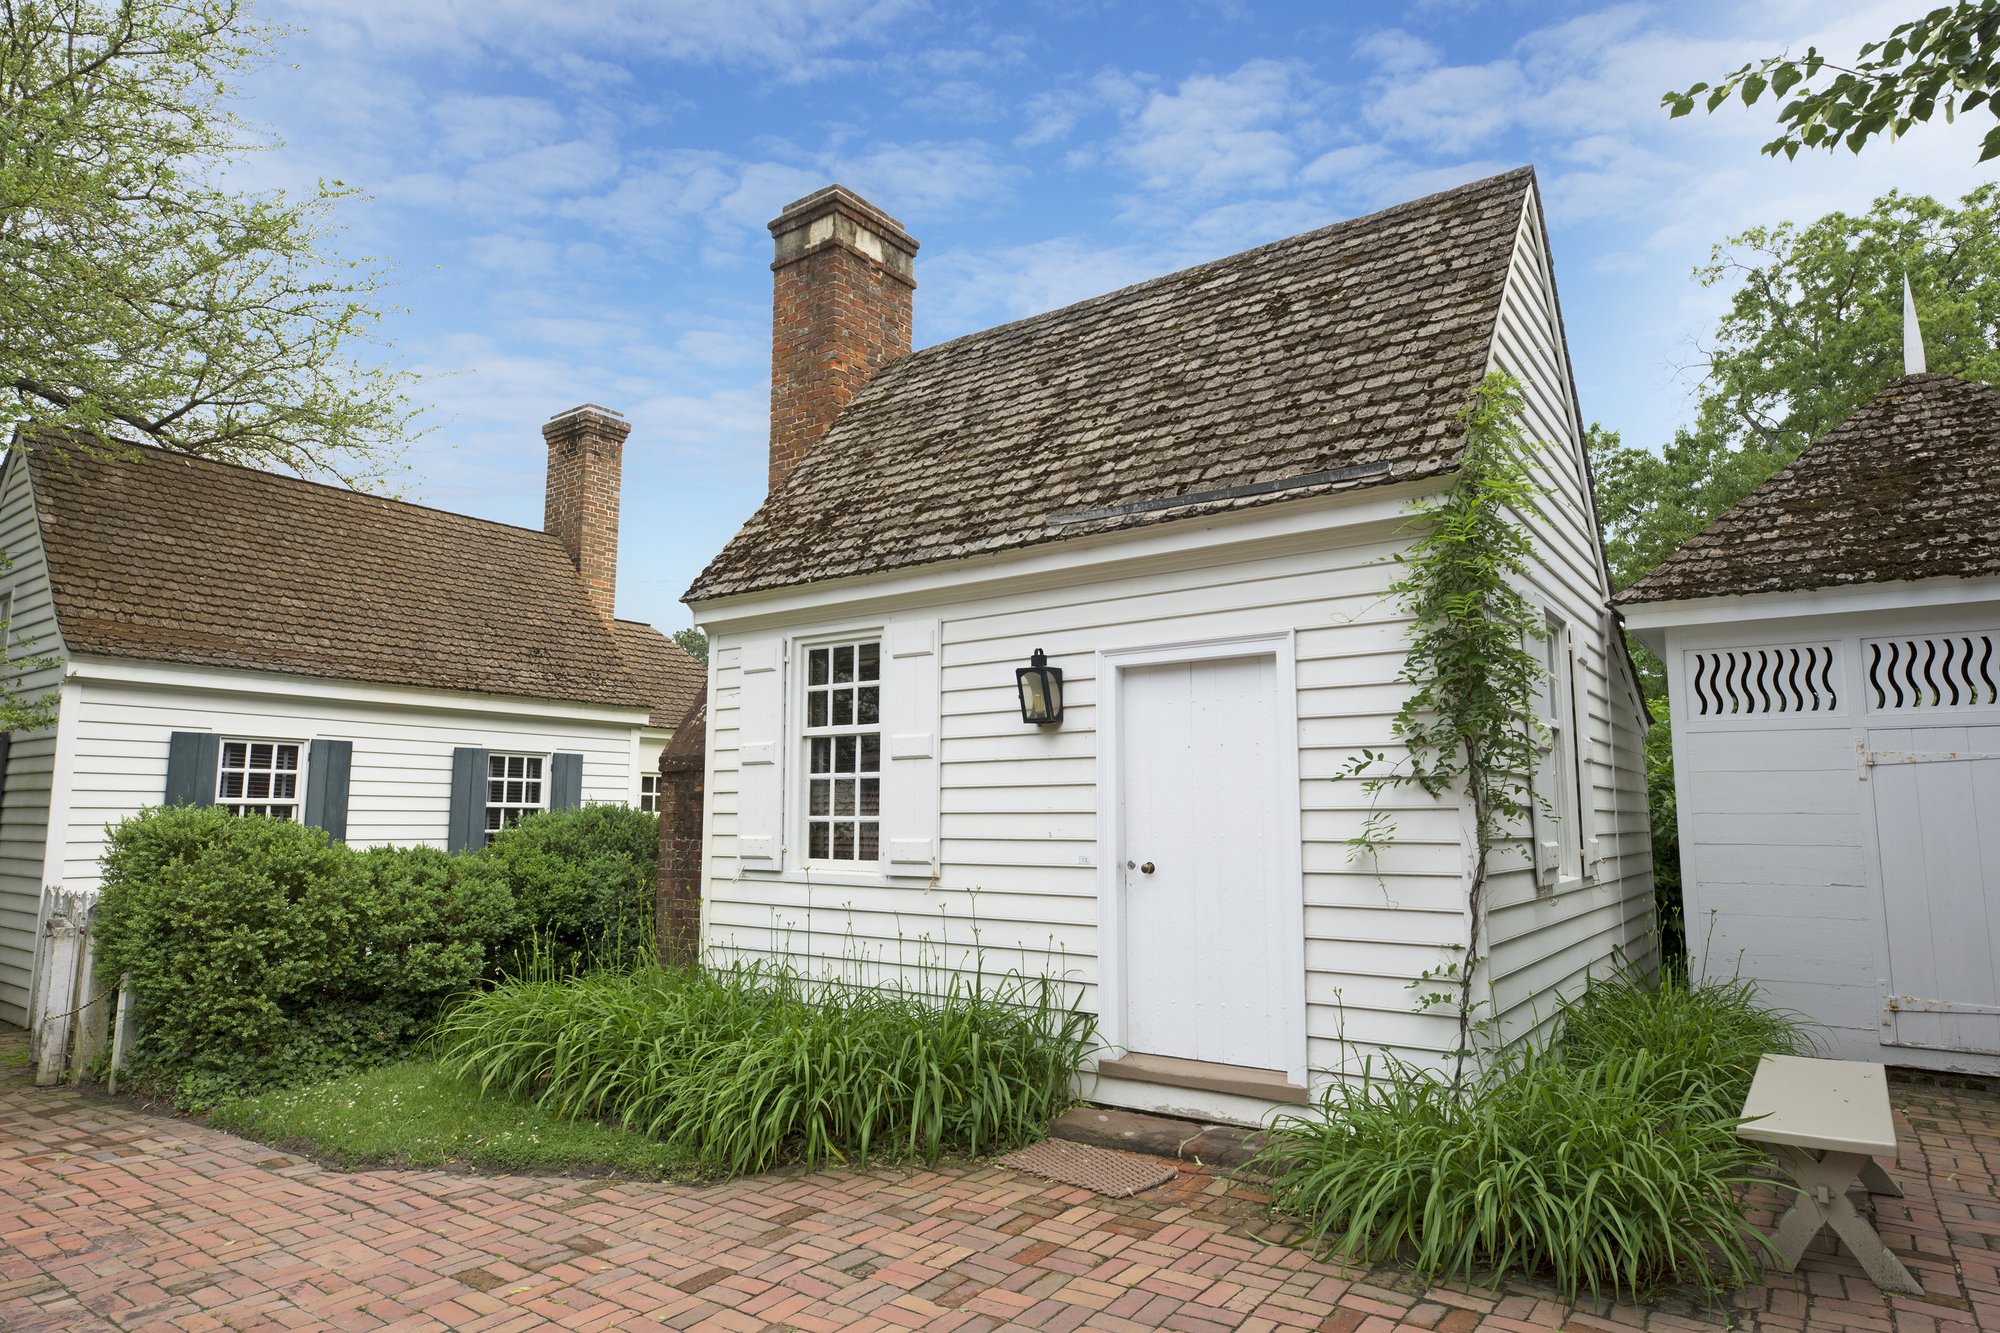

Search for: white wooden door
xmin=1871 ymin=724 xmax=2000 ymax=1054
xmin=1119 ymin=654 xmax=1291 ymax=1072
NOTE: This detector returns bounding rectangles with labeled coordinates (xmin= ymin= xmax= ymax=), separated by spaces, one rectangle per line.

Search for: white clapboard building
xmin=683 ymin=170 xmax=1655 ymax=1122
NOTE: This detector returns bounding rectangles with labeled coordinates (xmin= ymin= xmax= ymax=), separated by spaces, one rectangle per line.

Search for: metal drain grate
xmin=997 ymin=1138 xmax=1177 ymax=1198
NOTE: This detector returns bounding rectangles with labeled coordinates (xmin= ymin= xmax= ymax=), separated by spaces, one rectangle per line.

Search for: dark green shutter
xmin=165 ymin=731 xmax=220 ymax=807
xmin=447 ymin=746 xmax=488 ymax=854
xmin=550 ymin=752 xmax=583 ymax=811
xmin=303 ymin=739 xmax=353 ymax=843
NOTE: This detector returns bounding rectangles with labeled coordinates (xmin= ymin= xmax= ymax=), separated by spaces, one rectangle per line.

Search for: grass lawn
xmin=208 ymin=1057 xmax=702 ymax=1180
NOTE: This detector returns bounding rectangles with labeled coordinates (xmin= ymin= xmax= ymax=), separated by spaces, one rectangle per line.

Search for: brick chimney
xmin=768 ymin=186 xmax=917 ymax=492
xmin=543 ymin=404 xmax=629 ymax=621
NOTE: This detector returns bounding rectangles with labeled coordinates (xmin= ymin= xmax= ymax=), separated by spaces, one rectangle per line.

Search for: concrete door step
xmin=1049 ymin=1104 xmax=1270 ymax=1172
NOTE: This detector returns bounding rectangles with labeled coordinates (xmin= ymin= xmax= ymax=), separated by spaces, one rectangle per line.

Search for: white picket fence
xmin=30 ymin=886 xmax=129 ymax=1085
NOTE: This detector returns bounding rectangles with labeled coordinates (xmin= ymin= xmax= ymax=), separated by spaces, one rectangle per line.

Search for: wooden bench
xmin=1738 ymin=1054 xmax=1920 ymax=1294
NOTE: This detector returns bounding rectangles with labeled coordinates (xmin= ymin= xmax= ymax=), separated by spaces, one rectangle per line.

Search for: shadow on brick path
xmin=3 ymin=1024 xmax=1996 ymax=1332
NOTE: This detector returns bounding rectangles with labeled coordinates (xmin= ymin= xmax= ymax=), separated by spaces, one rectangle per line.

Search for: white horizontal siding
xmin=54 ymin=676 xmax=642 ymax=892
xmin=1483 ymin=195 xmax=1656 ymax=1044
xmin=0 ymin=454 xmax=65 ymax=1025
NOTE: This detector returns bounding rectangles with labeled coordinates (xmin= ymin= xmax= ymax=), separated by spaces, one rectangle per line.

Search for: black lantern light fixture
xmin=1016 ymin=648 xmax=1064 ymax=726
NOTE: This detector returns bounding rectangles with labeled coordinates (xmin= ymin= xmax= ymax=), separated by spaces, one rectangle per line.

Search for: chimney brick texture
xmin=543 ymin=404 xmax=630 ymax=621
xmin=768 ymin=186 xmax=917 ymax=493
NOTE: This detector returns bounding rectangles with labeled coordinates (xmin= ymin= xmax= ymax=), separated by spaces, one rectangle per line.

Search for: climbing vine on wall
xmin=1342 ymin=372 xmax=1552 ymax=1081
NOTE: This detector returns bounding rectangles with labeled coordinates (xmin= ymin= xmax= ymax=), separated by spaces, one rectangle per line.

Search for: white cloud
xmin=1110 ymin=59 xmax=1319 ymax=197
xmin=432 ymin=95 xmax=567 ymax=161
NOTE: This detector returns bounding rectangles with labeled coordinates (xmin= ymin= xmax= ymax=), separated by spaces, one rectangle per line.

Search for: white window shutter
xmin=736 ymin=638 xmax=786 ymax=869
xmin=881 ymin=619 xmax=940 ymax=876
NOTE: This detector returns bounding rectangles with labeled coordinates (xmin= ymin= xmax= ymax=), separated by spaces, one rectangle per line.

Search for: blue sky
xmin=238 ymin=0 xmax=1992 ymax=632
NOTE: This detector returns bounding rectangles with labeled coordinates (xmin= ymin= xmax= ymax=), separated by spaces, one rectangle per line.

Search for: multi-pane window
xmin=1532 ymin=614 xmax=1588 ymax=887
xmin=218 ymin=740 xmax=303 ymax=820
xmin=486 ymin=753 xmax=546 ymax=835
xmin=803 ymin=640 xmax=881 ymax=863
xmin=640 ymin=772 xmax=660 ymax=813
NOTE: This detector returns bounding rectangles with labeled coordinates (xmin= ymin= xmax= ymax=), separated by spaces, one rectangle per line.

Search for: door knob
xmin=1140 ymin=861 xmax=1155 ymax=875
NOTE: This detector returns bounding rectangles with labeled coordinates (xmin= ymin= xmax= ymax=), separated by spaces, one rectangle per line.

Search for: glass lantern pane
xmin=832 ymin=690 xmax=853 ymax=726
xmin=857 ymin=686 xmax=878 ymax=725
xmin=1019 ymin=671 xmax=1048 ymax=719
xmin=809 ymin=822 xmax=830 ymax=859
xmin=858 ymin=824 xmax=880 ymax=860
xmin=808 ymin=692 xmax=828 ymax=728
xmin=833 ymin=645 xmax=853 ymax=683
xmin=859 ymin=642 xmax=880 ymax=681
xmin=809 ymin=648 xmax=830 ymax=686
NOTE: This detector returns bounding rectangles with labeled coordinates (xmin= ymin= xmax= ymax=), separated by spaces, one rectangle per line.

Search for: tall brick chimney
xmin=768 ymin=186 xmax=917 ymax=492
xmin=543 ymin=404 xmax=629 ymax=621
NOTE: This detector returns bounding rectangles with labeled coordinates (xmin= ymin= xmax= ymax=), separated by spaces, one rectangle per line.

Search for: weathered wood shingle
xmin=686 ymin=168 xmax=1536 ymax=602
xmin=610 ymin=619 xmax=706 ymax=727
xmin=1618 ymin=374 xmax=2000 ymax=605
xmin=23 ymin=442 xmax=647 ymax=709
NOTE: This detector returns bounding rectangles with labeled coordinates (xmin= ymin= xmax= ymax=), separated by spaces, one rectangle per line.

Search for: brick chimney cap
xmin=542 ymin=403 xmax=633 ymax=440
xmin=770 ymin=184 xmax=918 ymax=253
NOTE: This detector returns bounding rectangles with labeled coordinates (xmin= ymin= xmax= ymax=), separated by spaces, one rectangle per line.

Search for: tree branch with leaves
xmin=0 ymin=0 xmax=420 ymax=487
xmin=1666 ymin=2 xmax=2000 ymax=162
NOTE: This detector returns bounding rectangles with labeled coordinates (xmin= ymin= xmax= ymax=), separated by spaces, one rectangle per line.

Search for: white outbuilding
xmin=1620 ymin=371 xmax=2000 ymax=1073
xmin=684 ymin=169 xmax=1656 ymax=1122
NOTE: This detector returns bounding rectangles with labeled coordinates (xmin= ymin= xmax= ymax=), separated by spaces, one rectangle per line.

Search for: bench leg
xmin=1858 ymin=1157 xmax=1904 ymax=1198
xmin=1766 ymin=1147 xmax=1922 ymax=1294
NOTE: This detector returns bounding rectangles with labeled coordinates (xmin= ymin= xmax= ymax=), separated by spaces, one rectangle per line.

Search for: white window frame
xmin=1532 ymin=613 xmax=1590 ymax=889
xmin=639 ymin=771 xmax=660 ymax=814
xmin=798 ymin=634 xmax=883 ymax=868
xmin=485 ymin=751 xmax=548 ymax=836
xmin=217 ymin=737 xmax=306 ymax=820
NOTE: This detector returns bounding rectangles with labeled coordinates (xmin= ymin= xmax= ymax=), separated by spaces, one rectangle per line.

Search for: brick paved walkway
xmin=4 ymin=1037 xmax=1999 ymax=1332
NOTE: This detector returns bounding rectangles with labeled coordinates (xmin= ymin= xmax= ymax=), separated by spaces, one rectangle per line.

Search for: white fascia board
xmin=1619 ymin=576 xmax=2000 ymax=650
xmin=689 ymin=477 xmax=1447 ymax=634
xmin=63 ymin=654 xmax=650 ymax=727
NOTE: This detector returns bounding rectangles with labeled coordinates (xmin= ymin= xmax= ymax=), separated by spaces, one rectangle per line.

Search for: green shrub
xmin=436 ymin=959 xmax=1094 ymax=1174
xmin=94 ymin=807 xmax=398 ymax=1105
xmin=1259 ymin=972 xmax=1806 ymax=1300
xmin=461 ymin=804 xmax=657 ymax=972
xmin=96 ymin=810 xmax=519 ymax=1106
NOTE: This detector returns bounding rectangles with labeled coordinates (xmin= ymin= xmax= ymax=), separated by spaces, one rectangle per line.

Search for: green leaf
xmin=1740 ymin=71 xmax=1768 ymax=105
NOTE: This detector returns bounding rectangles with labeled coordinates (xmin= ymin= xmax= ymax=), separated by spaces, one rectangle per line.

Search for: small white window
xmin=802 ymin=639 xmax=881 ymax=863
xmin=1532 ymin=615 xmax=1588 ymax=887
xmin=218 ymin=739 xmax=303 ymax=820
xmin=639 ymin=772 xmax=660 ymax=813
xmin=485 ymin=753 xmax=546 ymax=835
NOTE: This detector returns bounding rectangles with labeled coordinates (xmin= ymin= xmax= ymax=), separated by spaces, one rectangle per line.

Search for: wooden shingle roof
xmin=22 ymin=441 xmax=650 ymax=710
xmin=610 ymin=619 xmax=706 ymax=727
xmin=687 ymin=167 xmax=1536 ymax=602
xmin=1618 ymin=374 xmax=2000 ymax=605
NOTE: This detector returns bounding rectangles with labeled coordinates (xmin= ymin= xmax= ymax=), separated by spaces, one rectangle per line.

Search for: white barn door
xmin=1118 ymin=653 xmax=1291 ymax=1073
xmin=1871 ymin=724 xmax=2000 ymax=1055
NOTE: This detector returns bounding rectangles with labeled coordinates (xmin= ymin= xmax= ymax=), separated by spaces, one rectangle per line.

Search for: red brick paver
xmin=4 ymin=1040 xmax=1999 ymax=1332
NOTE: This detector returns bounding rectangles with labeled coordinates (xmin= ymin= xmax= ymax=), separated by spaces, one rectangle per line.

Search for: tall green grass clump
xmin=437 ymin=959 xmax=1094 ymax=1175
xmin=1259 ymin=971 xmax=1807 ymax=1300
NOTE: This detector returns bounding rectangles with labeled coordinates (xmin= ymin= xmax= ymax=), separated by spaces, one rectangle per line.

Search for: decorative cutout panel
xmin=1866 ymin=633 xmax=2000 ymax=711
xmin=1688 ymin=645 xmax=1839 ymax=717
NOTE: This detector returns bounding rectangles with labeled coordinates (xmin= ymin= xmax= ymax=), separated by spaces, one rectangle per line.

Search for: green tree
xmin=671 ymin=626 xmax=708 ymax=666
xmin=0 ymin=0 xmax=418 ymax=486
xmin=1593 ymin=185 xmax=2000 ymax=594
xmin=1667 ymin=2 xmax=2000 ymax=161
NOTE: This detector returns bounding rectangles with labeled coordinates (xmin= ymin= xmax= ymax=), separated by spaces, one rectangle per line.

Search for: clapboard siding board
xmin=0 ymin=455 xmax=66 ymax=1025
xmin=692 ymin=187 xmax=1654 ymax=1110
